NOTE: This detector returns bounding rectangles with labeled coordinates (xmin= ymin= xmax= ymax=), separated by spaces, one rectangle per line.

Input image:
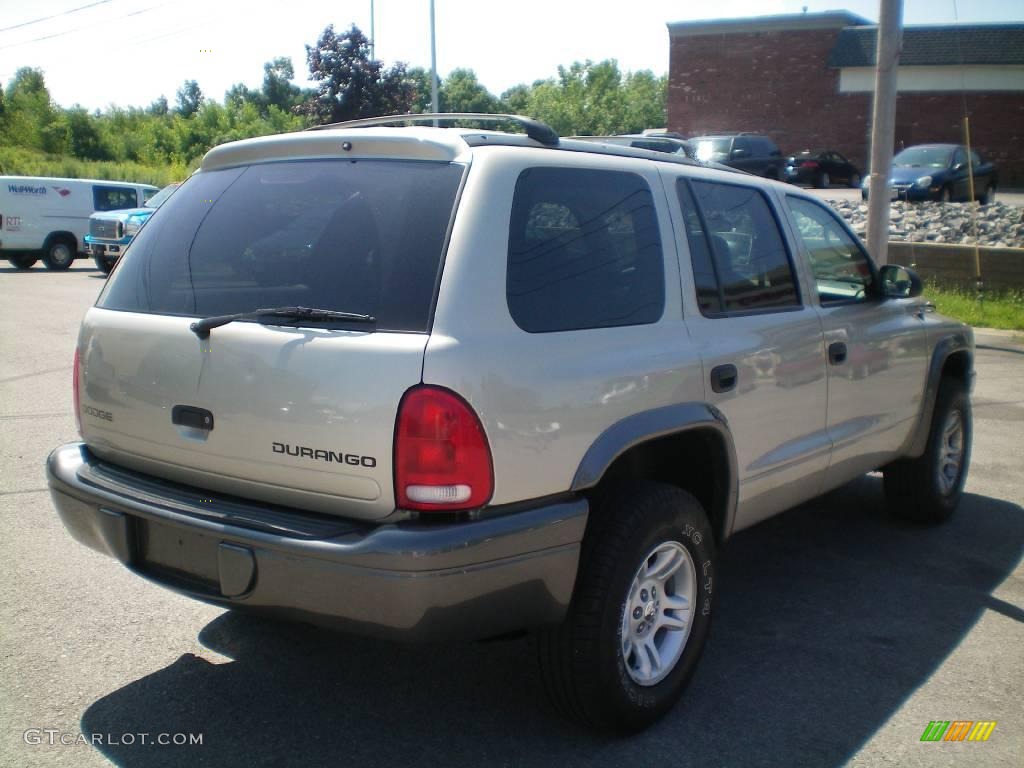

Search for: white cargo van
xmin=1 ymin=176 xmax=158 ymax=270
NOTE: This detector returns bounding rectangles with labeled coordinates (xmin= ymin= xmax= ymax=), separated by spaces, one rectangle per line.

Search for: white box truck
xmin=1 ymin=176 xmax=158 ymax=270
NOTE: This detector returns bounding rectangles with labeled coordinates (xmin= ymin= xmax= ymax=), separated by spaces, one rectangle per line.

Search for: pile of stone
xmin=830 ymin=199 xmax=1024 ymax=248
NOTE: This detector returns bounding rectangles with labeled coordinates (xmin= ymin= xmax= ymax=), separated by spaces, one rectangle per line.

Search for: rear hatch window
xmin=99 ymin=159 xmax=464 ymax=332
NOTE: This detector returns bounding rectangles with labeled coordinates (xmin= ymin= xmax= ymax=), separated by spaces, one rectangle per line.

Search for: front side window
xmin=507 ymin=167 xmax=664 ymax=333
xmin=787 ymin=196 xmax=874 ymax=304
xmin=99 ymin=159 xmax=464 ymax=332
xmin=676 ymin=179 xmax=800 ymax=314
xmin=93 ymin=186 xmax=140 ymax=211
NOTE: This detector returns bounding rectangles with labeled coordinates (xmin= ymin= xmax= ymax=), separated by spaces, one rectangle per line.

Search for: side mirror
xmin=952 ymin=162 xmax=966 ymax=172
xmin=879 ymin=264 xmax=923 ymax=299
xmin=731 ymin=148 xmax=749 ymax=159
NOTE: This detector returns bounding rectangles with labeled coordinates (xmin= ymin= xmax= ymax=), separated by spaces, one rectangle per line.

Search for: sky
xmin=1 ymin=0 xmax=1022 ymax=111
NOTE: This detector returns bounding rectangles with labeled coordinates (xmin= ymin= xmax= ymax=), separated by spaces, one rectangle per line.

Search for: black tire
xmin=939 ymin=186 xmax=952 ymax=203
xmin=42 ymin=237 xmax=76 ymax=271
xmin=981 ymin=184 xmax=996 ymax=205
xmin=537 ymin=482 xmax=715 ymax=732
xmin=848 ymin=172 xmax=861 ymax=188
xmin=7 ymin=254 xmax=38 ymax=270
xmin=815 ymin=171 xmax=830 ymax=188
xmin=884 ymin=380 xmax=971 ymax=524
xmin=93 ymin=253 xmax=115 ymax=274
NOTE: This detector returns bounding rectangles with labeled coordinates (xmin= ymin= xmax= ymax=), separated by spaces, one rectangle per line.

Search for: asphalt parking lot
xmin=1 ymin=263 xmax=1021 ymax=768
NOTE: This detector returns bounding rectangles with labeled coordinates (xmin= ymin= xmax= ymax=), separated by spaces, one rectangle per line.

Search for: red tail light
xmin=73 ymin=347 xmax=82 ymax=437
xmin=394 ymin=385 xmax=493 ymax=511
xmin=801 ymin=160 xmax=819 ymax=168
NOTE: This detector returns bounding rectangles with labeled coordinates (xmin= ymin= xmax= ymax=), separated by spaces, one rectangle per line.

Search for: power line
xmin=0 ymin=1 xmax=171 ymax=52
xmin=0 ymin=0 xmax=117 ymax=34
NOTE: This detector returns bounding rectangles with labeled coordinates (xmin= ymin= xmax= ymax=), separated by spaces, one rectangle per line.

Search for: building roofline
xmin=667 ymin=11 xmax=872 ymax=38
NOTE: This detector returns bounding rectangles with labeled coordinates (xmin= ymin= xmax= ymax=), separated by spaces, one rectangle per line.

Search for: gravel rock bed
xmin=830 ymin=199 xmax=1024 ymax=248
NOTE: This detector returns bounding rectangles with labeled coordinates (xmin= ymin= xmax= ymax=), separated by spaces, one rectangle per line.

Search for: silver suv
xmin=46 ymin=114 xmax=974 ymax=732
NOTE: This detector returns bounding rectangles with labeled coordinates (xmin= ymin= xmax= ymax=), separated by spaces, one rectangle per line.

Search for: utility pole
xmin=430 ymin=0 xmax=439 ymax=122
xmin=865 ymin=0 xmax=903 ymax=265
xmin=370 ymin=0 xmax=375 ymax=60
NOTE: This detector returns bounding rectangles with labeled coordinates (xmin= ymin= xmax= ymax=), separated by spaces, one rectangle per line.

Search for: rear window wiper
xmin=190 ymin=306 xmax=376 ymax=338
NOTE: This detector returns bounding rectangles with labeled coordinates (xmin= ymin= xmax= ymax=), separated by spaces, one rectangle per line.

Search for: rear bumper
xmin=46 ymin=443 xmax=587 ymax=641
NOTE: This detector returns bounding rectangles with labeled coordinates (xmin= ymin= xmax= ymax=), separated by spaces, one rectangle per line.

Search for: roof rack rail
xmin=305 ymin=113 xmax=560 ymax=146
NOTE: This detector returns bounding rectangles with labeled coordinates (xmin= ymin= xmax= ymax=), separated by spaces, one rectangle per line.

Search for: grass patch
xmin=0 ymin=146 xmax=185 ymax=187
xmin=925 ymin=283 xmax=1024 ymax=331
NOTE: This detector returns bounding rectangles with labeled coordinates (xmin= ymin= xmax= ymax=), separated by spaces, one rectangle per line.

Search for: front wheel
xmin=93 ymin=253 xmax=116 ymax=274
xmin=848 ymin=173 xmax=861 ymax=188
xmin=981 ymin=184 xmax=996 ymax=205
xmin=537 ymin=482 xmax=715 ymax=732
xmin=42 ymin=238 xmax=76 ymax=270
xmin=939 ymin=186 xmax=952 ymax=203
xmin=884 ymin=380 xmax=971 ymax=523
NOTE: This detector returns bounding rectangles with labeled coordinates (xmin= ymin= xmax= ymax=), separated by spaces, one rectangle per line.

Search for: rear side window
xmin=99 ymin=160 xmax=464 ymax=332
xmin=507 ymin=167 xmax=664 ymax=333
xmin=93 ymin=185 xmax=139 ymax=211
xmin=676 ymin=179 xmax=800 ymax=314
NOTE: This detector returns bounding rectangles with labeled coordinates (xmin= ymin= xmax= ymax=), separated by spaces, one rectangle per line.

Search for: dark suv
xmin=690 ymin=133 xmax=784 ymax=178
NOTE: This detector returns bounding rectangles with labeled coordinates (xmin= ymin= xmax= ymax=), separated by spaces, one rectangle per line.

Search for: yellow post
xmin=963 ymin=116 xmax=976 ymax=204
xmin=963 ymin=116 xmax=982 ymax=290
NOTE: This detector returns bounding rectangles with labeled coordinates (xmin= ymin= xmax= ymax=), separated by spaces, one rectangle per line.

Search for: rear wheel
xmin=848 ymin=172 xmax=861 ymax=188
xmin=42 ymin=237 xmax=76 ymax=270
xmin=537 ymin=482 xmax=715 ymax=732
xmin=884 ymin=379 xmax=971 ymax=523
xmin=815 ymin=171 xmax=830 ymax=188
xmin=7 ymin=254 xmax=38 ymax=270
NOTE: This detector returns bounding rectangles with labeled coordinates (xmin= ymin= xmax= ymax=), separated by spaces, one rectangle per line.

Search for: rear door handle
xmin=172 ymin=405 xmax=214 ymax=431
xmin=710 ymin=364 xmax=738 ymax=393
xmin=828 ymin=342 xmax=847 ymax=365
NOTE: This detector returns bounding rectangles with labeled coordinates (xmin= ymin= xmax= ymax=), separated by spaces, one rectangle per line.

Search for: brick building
xmin=666 ymin=12 xmax=1024 ymax=186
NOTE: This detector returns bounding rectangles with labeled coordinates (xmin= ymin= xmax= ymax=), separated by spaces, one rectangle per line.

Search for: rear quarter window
xmin=506 ymin=167 xmax=665 ymax=333
xmin=98 ymin=160 xmax=464 ymax=332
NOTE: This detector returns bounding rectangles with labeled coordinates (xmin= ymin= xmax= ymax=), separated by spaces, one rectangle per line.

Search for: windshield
xmin=143 ymin=183 xmax=180 ymax=209
xmin=99 ymin=159 xmax=464 ymax=332
xmin=693 ymin=138 xmax=732 ymax=163
xmin=893 ymin=147 xmax=952 ymax=168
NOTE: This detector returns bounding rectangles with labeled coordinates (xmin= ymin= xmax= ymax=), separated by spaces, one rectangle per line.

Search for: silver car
xmin=46 ymin=114 xmax=973 ymax=732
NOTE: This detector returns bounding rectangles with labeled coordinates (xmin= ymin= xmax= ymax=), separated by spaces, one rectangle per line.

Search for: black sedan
xmin=862 ymin=144 xmax=998 ymax=203
xmin=785 ymin=150 xmax=862 ymax=188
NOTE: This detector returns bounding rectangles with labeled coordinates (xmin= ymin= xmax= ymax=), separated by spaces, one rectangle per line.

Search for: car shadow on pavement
xmin=80 ymin=476 xmax=1023 ymax=768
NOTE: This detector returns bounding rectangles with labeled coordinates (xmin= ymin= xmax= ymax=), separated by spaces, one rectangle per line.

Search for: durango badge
xmin=272 ymin=442 xmax=376 ymax=468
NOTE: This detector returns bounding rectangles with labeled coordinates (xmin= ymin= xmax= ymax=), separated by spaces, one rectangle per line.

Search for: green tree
xmin=621 ymin=71 xmax=667 ymax=133
xmin=175 ymin=80 xmax=204 ymax=117
xmin=405 ymin=66 xmax=434 ymax=113
xmin=515 ymin=60 xmax=667 ymax=136
xmin=500 ymin=84 xmax=530 ymax=115
xmin=148 ymin=95 xmax=169 ymax=116
xmin=224 ymin=82 xmax=256 ymax=110
xmin=301 ymin=24 xmax=414 ymax=123
xmin=262 ymin=57 xmax=302 ymax=113
xmin=440 ymin=69 xmax=499 ymax=113
xmin=66 ymin=106 xmax=109 ymax=160
xmin=4 ymin=67 xmax=59 ymax=151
